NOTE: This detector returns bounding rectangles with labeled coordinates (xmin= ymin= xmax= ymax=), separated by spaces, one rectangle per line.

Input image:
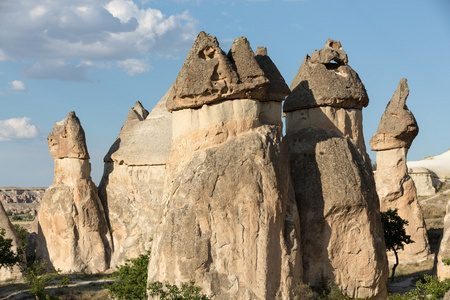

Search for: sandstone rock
xmin=370 ymin=78 xmax=418 ymax=151
xmin=0 ymin=201 xmax=25 ymax=281
xmin=47 ymin=111 xmax=89 ymax=159
xmin=284 ymin=40 xmax=388 ymax=299
xmin=99 ymin=90 xmax=172 ymax=268
xmin=167 ymin=32 xmax=275 ymax=112
xmin=408 ymin=167 xmax=436 ymax=197
xmin=407 ymin=149 xmax=450 ymax=183
xmin=149 ymin=32 xmax=300 ymax=299
xmin=36 ymin=112 xmax=112 ymax=273
xmin=284 ymin=44 xmax=368 ymax=113
xmin=438 ymin=197 xmax=450 ymax=279
xmin=371 ymin=79 xmax=430 ymax=263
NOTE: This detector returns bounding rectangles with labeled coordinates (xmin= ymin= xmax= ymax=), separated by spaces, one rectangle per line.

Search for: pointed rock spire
xmin=47 ymin=111 xmax=89 ymax=159
xmin=125 ymin=101 xmax=149 ymax=123
xmin=254 ymin=46 xmax=291 ymax=100
xmin=167 ymin=31 xmax=273 ymax=111
xmin=370 ymin=78 xmax=418 ymax=151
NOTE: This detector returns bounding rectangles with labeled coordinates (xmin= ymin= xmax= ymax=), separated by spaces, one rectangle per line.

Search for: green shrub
xmin=442 ymin=258 xmax=450 ymax=266
xmin=106 ymin=251 xmax=151 ymax=299
xmin=147 ymin=280 xmax=210 ymax=300
xmin=0 ymin=227 xmax=22 ymax=269
xmin=24 ymin=261 xmax=59 ymax=300
xmin=387 ymin=275 xmax=450 ymax=300
xmin=106 ymin=245 xmax=210 ymax=300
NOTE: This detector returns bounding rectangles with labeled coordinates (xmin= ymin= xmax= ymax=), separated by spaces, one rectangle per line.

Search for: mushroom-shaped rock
xmin=371 ymin=79 xmax=429 ymax=263
xmin=36 ymin=111 xmax=112 ymax=273
xmin=370 ymin=79 xmax=418 ymax=151
xmin=167 ymin=32 xmax=273 ymax=111
xmin=99 ymin=90 xmax=172 ymax=268
xmin=284 ymin=40 xmax=368 ymax=112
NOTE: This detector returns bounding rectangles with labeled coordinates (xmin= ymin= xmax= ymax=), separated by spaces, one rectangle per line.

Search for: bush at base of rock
xmin=386 ymin=275 xmax=450 ymax=300
xmin=106 ymin=248 xmax=209 ymax=300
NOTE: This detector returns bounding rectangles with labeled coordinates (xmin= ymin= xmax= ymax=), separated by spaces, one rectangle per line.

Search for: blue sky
xmin=1 ymin=0 xmax=449 ymax=187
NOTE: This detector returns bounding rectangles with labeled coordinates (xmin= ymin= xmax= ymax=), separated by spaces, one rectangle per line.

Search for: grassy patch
xmin=389 ymin=259 xmax=434 ymax=284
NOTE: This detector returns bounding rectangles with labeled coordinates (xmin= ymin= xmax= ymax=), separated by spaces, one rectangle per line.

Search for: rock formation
xmin=36 ymin=111 xmax=112 ymax=273
xmin=370 ymin=78 xmax=430 ymax=263
xmin=407 ymin=167 xmax=436 ymax=196
xmin=0 ymin=201 xmax=24 ymax=281
xmin=99 ymin=92 xmax=172 ymax=268
xmin=437 ymin=198 xmax=450 ymax=279
xmin=148 ymin=32 xmax=301 ymax=299
xmin=284 ymin=40 xmax=388 ymax=299
xmin=0 ymin=187 xmax=45 ymax=204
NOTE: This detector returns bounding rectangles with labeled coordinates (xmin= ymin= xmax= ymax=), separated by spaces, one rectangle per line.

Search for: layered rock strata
xmin=99 ymin=92 xmax=172 ymax=268
xmin=148 ymin=32 xmax=301 ymax=299
xmin=36 ymin=112 xmax=112 ymax=273
xmin=0 ymin=201 xmax=25 ymax=281
xmin=370 ymin=79 xmax=430 ymax=263
xmin=284 ymin=40 xmax=388 ymax=299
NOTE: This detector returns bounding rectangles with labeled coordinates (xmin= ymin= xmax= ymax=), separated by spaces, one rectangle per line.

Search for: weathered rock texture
xmin=99 ymin=91 xmax=172 ymax=268
xmin=407 ymin=167 xmax=436 ymax=196
xmin=284 ymin=40 xmax=388 ymax=299
xmin=370 ymin=79 xmax=430 ymax=263
xmin=437 ymin=198 xmax=450 ymax=279
xmin=148 ymin=32 xmax=301 ymax=299
xmin=0 ymin=201 xmax=25 ymax=281
xmin=36 ymin=112 xmax=112 ymax=273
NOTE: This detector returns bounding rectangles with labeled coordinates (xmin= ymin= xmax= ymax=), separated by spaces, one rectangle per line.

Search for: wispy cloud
xmin=0 ymin=117 xmax=39 ymax=141
xmin=8 ymin=80 xmax=27 ymax=91
xmin=117 ymin=58 xmax=151 ymax=75
xmin=0 ymin=0 xmax=197 ymax=81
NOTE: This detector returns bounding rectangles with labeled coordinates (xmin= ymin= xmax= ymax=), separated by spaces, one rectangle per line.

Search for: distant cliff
xmin=0 ymin=187 xmax=46 ymax=204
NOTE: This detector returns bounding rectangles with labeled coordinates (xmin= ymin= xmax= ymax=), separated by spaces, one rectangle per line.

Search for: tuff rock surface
xmin=284 ymin=40 xmax=388 ymax=299
xmin=36 ymin=112 xmax=112 ymax=273
xmin=370 ymin=79 xmax=430 ymax=263
xmin=437 ymin=198 xmax=450 ymax=279
xmin=99 ymin=90 xmax=172 ymax=268
xmin=0 ymin=201 xmax=25 ymax=281
xmin=148 ymin=33 xmax=300 ymax=299
xmin=166 ymin=32 xmax=290 ymax=112
xmin=407 ymin=167 xmax=436 ymax=196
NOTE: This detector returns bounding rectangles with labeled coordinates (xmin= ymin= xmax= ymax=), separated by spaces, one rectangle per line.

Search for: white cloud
xmin=117 ymin=58 xmax=151 ymax=75
xmin=0 ymin=117 xmax=39 ymax=141
xmin=0 ymin=0 xmax=197 ymax=81
xmin=8 ymin=80 xmax=27 ymax=91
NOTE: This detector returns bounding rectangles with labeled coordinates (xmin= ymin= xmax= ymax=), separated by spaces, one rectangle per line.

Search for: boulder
xmin=99 ymin=90 xmax=172 ymax=268
xmin=283 ymin=40 xmax=388 ymax=299
xmin=370 ymin=79 xmax=430 ymax=263
xmin=148 ymin=33 xmax=300 ymax=299
xmin=0 ymin=202 xmax=25 ymax=281
xmin=36 ymin=112 xmax=112 ymax=273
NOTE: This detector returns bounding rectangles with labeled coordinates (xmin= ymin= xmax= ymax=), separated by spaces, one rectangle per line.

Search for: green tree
xmin=380 ymin=208 xmax=413 ymax=282
xmin=0 ymin=228 xmax=22 ymax=269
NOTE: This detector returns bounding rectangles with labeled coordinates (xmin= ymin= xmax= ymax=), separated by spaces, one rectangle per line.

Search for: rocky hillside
xmin=0 ymin=187 xmax=45 ymax=204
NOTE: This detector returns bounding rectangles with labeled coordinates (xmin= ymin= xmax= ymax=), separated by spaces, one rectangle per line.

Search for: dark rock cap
xmin=254 ymin=47 xmax=291 ymax=101
xmin=283 ymin=40 xmax=369 ymax=113
xmin=167 ymin=32 xmax=288 ymax=112
xmin=370 ymin=78 xmax=418 ymax=151
xmin=47 ymin=111 xmax=89 ymax=159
